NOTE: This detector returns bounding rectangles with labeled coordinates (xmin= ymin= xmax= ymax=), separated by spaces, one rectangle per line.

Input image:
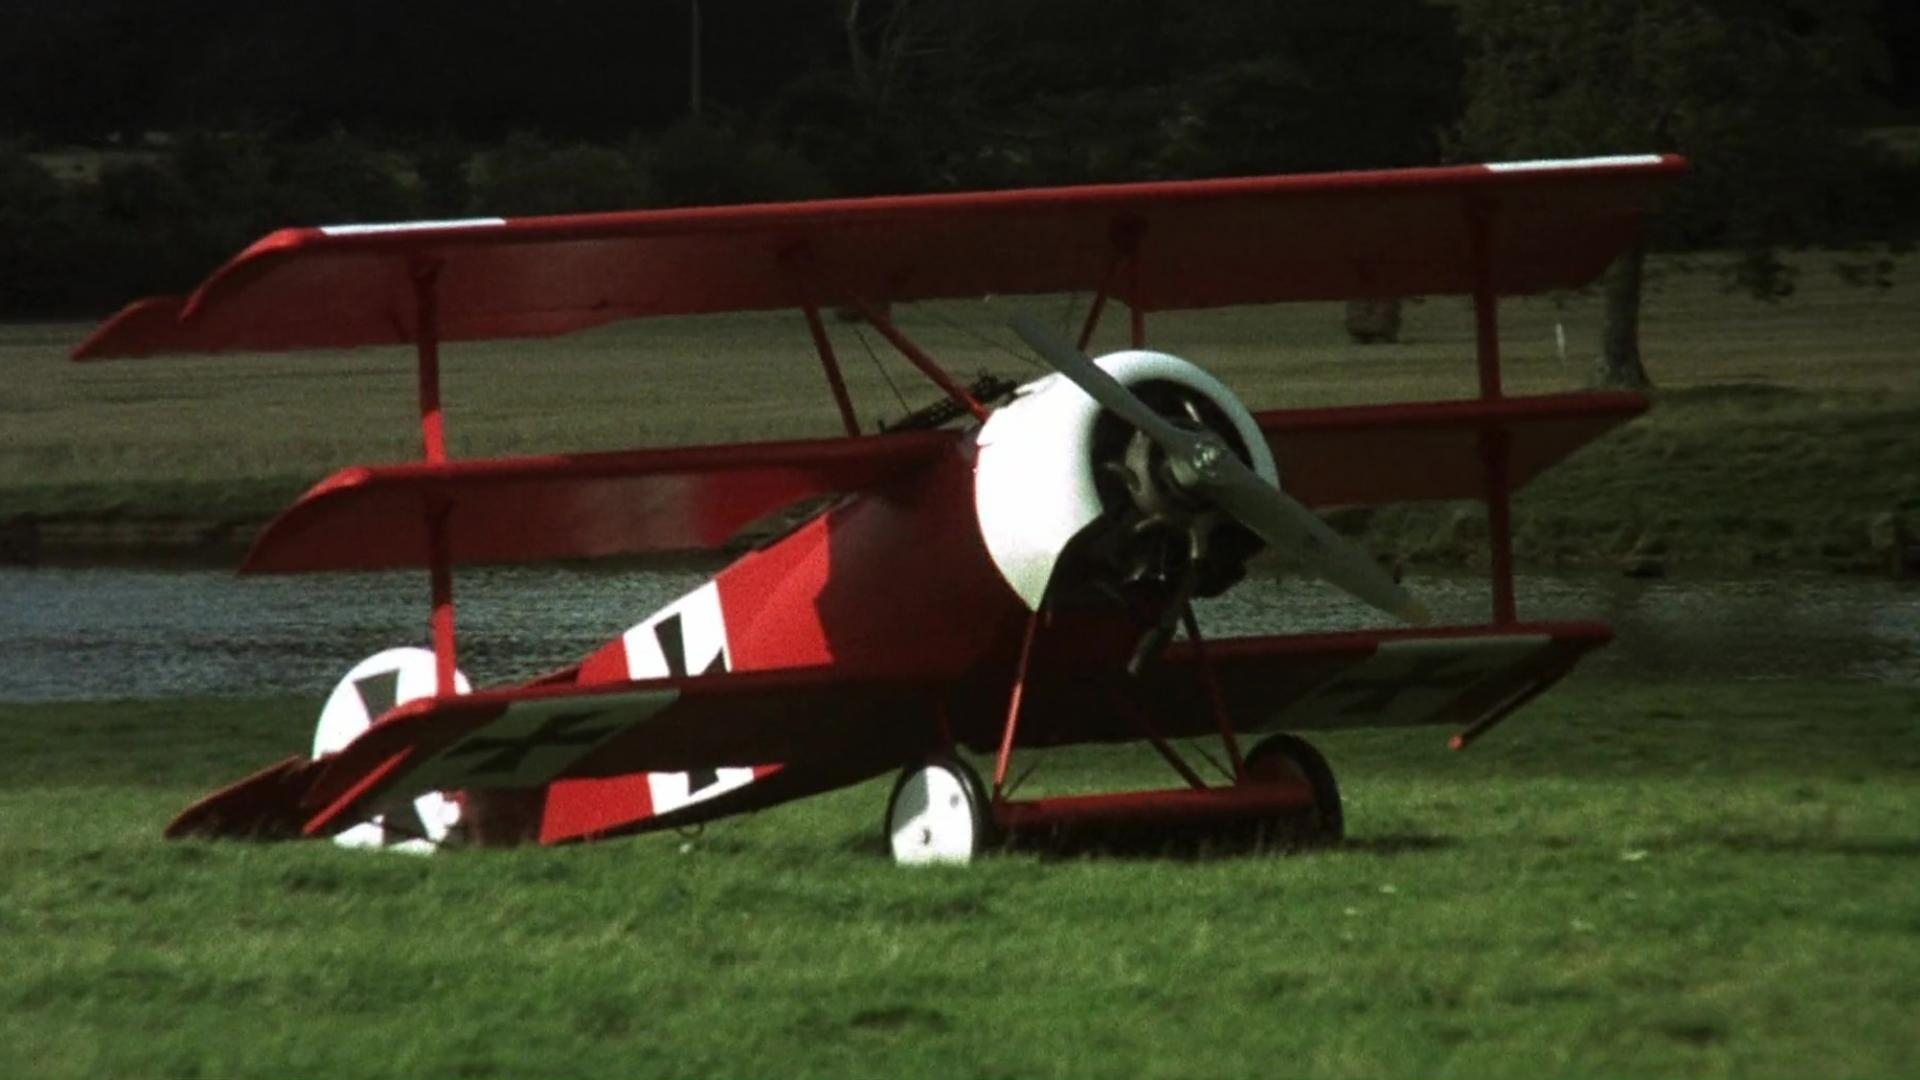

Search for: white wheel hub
xmin=314 ymin=647 xmax=470 ymax=854
xmin=888 ymin=760 xmax=985 ymax=866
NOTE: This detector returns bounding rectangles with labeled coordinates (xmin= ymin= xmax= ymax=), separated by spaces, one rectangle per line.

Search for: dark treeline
xmin=1 ymin=0 xmax=1915 ymax=318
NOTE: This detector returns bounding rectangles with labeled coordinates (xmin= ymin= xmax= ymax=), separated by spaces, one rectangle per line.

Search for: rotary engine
xmin=972 ymin=350 xmax=1276 ymax=624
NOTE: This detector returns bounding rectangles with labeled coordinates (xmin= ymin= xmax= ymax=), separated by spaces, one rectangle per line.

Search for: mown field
xmin=2 ymin=678 xmax=1917 ymax=1078
xmin=3 ymin=252 xmax=1918 ymax=569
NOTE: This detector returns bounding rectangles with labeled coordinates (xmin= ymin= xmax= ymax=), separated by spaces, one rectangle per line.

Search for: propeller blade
xmin=1009 ymin=315 xmax=1197 ymax=450
xmin=1193 ymin=451 xmax=1430 ymax=625
xmin=1011 ymin=315 xmax=1429 ymax=625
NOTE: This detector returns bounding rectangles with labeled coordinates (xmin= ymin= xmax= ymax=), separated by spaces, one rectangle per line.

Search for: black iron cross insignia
xmin=652 ymin=613 xmax=725 ymax=792
xmin=1319 ymin=654 xmax=1490 ymax=715
xmin=443 ymin=710 xmax=621 ymax=776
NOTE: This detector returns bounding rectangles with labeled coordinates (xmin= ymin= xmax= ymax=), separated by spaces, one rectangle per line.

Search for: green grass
xmin=4 ymin=253 xmax=1919 ymax=568
xmin=4 ymin=680 xmax=1918 ymax=1078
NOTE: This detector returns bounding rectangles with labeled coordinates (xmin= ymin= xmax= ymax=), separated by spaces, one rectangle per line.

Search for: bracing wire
xmin=851 ymin=321 xmax=912 ymax=416
xmin=917 ymin=299 xmax=1055 ymax=374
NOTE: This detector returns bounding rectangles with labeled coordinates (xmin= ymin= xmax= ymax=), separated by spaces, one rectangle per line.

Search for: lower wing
xmin=1002 ymin=621 xmax=1609 ymax=750
xmin=295 ymin=668 xmax=943 ymax=842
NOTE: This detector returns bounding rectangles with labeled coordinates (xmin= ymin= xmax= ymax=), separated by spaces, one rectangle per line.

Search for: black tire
xmin=883 ymin=753 xmax=993 ymax=865
xmin=1243 ymin=733 xmax=1343 ymax=846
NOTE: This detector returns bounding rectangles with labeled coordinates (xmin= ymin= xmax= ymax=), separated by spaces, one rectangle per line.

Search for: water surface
xmin=2 ymin=565 xmax=1915 ymax=702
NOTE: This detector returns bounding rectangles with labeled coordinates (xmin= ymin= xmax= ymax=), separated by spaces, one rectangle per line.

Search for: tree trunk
xmin=1596 ymin=239 xmax=1652 ymax=388
xmin=1342 ymin=298 xmax=1402 ymax=344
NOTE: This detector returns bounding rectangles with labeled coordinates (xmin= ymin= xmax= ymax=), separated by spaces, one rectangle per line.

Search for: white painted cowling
xmin=971 ymin=350 xmax=1278 ymax=610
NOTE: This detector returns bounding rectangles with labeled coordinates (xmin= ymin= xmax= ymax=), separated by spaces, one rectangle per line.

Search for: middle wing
xmin=243 ymin=429 xmax=958 ymax=571
xmin=1257 ymin=391 xmax=1646 ymax=507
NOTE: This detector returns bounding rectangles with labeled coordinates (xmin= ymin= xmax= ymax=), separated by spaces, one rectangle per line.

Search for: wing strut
xmin=801 ymin=303 xmax=862 ymax=437
xmin=1077 ymin=217 xmax=1145 ymax=351
xmin=1467 ymin=201 xmax=1517 ymax=626
xmin=1127 ymin=229 xmax=1148 ymax=348
xmin=990 ymin=608 xmax=1043 ymax=799
xmin=785 ymin=249 xmax=863 ymax=436
xmin=843 ymin=295 xmax=989 ymax=423
xmin=411 ymin=259 xmax=460 ymax=695
xmin=1076 ymin=252 xmax=1117 ymax=351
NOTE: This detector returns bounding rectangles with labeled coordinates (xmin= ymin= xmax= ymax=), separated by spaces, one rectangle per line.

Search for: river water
xmin=2 ymin=565 xmax=1917 ymax=702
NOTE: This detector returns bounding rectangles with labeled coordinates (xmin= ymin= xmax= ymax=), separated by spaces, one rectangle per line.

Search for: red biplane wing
xmin=293 ymin=667 xmax=943 ymax=842
xmin=1257 ymin=391 xmax=1648 ymax=507
xmin=279 ymin=621 xmax=1601 ymax=844
xmin=1005 ymin=622 xmax=1608 ymax=749
xmin=243 ymin=429 xmax=958 ymax=570
xmin=74 ymin=156 xmax=1684 ymax=360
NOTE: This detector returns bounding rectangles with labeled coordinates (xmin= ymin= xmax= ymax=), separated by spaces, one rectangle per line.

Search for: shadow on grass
xmin=844 ymin=825 xmax=1455 ymax=863
xmin=1703 ymin=833 xmax=1920 ymax=859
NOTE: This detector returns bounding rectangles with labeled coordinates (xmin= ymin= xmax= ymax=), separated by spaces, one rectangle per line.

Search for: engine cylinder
xmin=972 ymin=350 xmax=1278 ymax=611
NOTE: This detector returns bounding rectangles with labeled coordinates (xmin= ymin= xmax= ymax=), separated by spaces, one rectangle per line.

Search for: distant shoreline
xmin=5 ymin=500 xmax=1910 ymax=578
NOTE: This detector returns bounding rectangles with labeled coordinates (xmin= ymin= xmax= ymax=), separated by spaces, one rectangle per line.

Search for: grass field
xmin=3 ymin=677 xmax=1917 ymax=1078
xmin=3 ymin=252 xmax=1918 ymax=568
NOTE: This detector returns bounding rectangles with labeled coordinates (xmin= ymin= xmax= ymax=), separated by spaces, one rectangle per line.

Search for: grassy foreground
xmin=3 ymin=253 xmax=1918 ymax=568
xmin=3 ymin=679 xmax=1917 ymax=1078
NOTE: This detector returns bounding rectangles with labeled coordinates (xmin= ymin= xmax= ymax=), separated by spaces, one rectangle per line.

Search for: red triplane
xmin=77 ymin=154 xmax=1685 ymax=863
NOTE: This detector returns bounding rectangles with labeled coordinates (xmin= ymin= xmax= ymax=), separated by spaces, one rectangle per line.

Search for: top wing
xmin=74 ymin=156 xmax=1685 ymax=360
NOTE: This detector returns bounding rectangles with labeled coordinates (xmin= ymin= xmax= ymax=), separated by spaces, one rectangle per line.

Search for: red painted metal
xmin=1448 ymin=651 xmax=1575 ymax=751
xmin=72 ymin=157 xmax=1687 ymax=361
xmin=163 ymin=755 xmax=321 ymax=839
xmin=301 ymin=748 xmax=414 ymax=837
xmin=993 ymin=785 xmax=1315 ymax=832
xmin=801 ymin=304 xmax=862 ymax=437
xmin=992 ymin=609 xmax=1045 ymax=798
xmin=426 ymin=505 xmax=458 ymax=695
xmin=1255 ymin=391 xmax=1646 ymax=508
xmin=413 ymin=263 xmax=448 ymax=463
xmin=847 ymin=298 xmax=989 ymax=423
xmin=1468 ymin=204 xmax=1504 ymax=402
xmin=710 ymin=442 xmax=1018 ymax=675
xmin=410 ymin=263 xmax=459 ymax=693
xmin=1484 ymin=429 xmax=1518 ymax=625
xmin=1468 ymin=201 xmax=1519 ymax=624
xmin=1179 ymin=605 xmax=1245 ymax=781
xmin=242 ymin=430 xmax=958 ymax=572
xmin=1076 ymin=272 xmax=1111 ymax=351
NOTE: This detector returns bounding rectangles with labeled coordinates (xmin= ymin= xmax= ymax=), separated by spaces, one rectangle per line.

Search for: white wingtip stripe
xmin=1483 ymin=155 xmax=1667 ymax=173
xmin=319 ymin=217 xmax=508 ymax=237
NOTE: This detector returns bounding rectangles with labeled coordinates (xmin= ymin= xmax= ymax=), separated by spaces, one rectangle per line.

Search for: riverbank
xmin=5 ymin=254 xmax=1916 ymax=573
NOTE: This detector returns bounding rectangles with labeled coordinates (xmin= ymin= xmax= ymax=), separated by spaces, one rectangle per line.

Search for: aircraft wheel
xmin=886 ymin=754 xmax=992 ymax=866
xmin=313 ymin=647 xmax=470 ymax=854
xmin=1244 ymin=733 xmax=1343 ymax=846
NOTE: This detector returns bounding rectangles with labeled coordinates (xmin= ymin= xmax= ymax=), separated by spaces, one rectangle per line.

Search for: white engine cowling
xmin=972 ymin=349 xmax=1278 ymax=610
